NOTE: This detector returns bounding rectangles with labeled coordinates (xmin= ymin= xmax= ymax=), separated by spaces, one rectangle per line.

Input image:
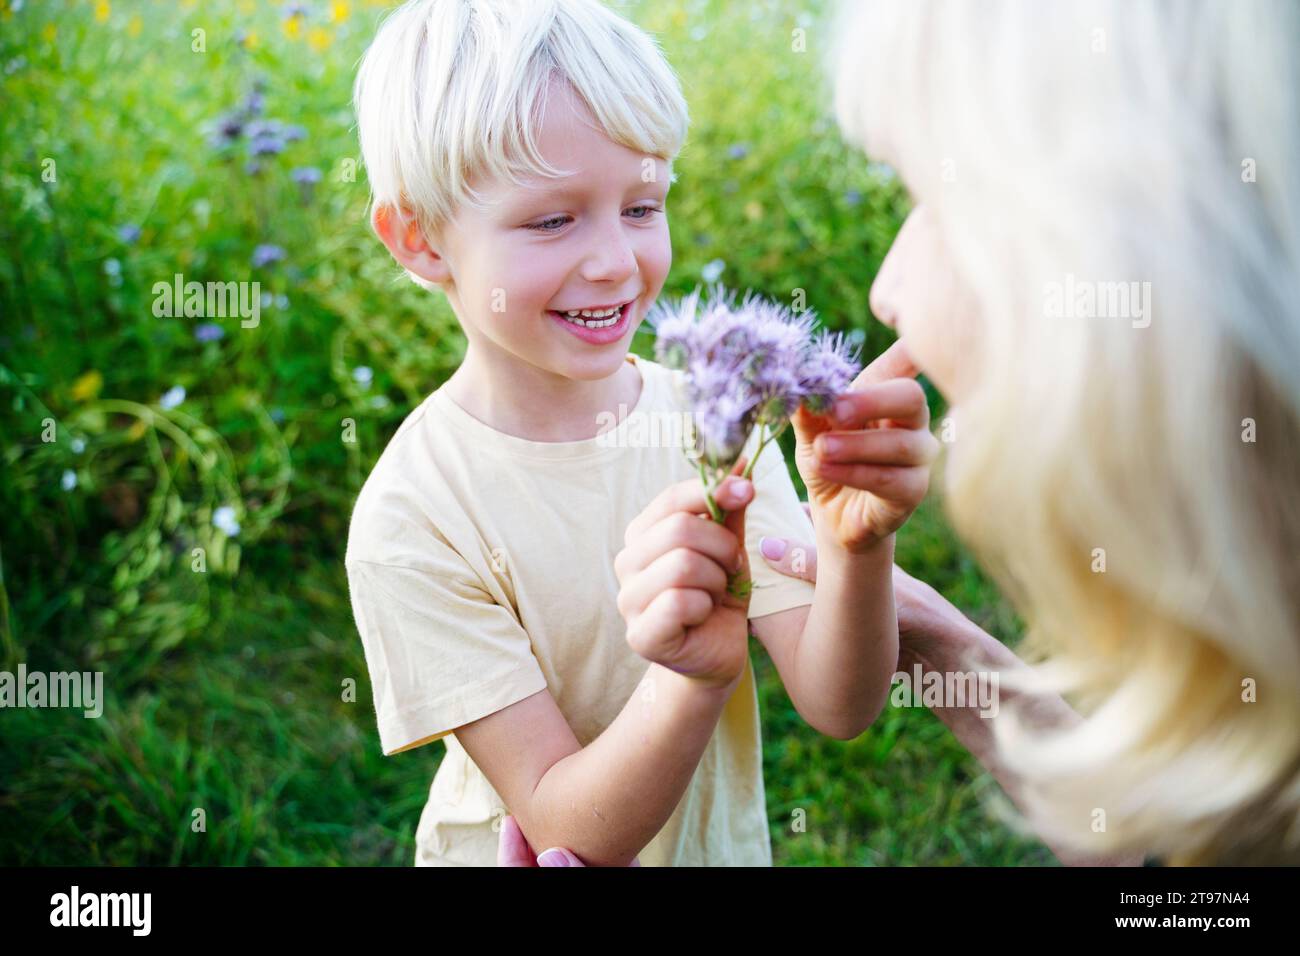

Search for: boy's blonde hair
xmin=831 ymin=0 xmax=1300 ymax=864
xmin=354 ymin=0 xmax=689 ymax=290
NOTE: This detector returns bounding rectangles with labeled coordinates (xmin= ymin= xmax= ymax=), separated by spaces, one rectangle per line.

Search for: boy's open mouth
xmin=547 ymin=300 xmax=633 ymax=330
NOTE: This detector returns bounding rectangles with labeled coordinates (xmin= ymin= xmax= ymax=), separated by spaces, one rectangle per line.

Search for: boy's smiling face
xmin=379 ymin=78 xmax=673 ymax=387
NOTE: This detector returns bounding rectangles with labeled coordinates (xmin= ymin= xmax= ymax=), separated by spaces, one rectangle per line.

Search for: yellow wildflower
xmin=307 ymin=26 xmax=332 ymax=51
xmin=71 ymin=370 xmax=104 ymax=402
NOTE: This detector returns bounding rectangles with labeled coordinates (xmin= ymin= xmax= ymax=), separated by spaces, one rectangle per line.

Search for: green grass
xmin=0 ymin=0 xmax=1049 ymax=865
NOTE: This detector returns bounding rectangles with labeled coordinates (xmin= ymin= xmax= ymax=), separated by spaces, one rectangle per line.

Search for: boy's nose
xmin=579 ymin=228 xmax=638 ymax=283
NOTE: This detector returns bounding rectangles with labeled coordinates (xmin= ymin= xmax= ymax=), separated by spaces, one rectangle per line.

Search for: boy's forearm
xmin=787 ymin=529 xmax=899 ymax=739
xmin=523 ymin=663 xmax=735 ymax=866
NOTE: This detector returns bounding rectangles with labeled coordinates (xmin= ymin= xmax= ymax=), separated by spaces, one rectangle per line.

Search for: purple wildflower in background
xmin=251 ymin=244 xmax=286 ymax=268
xmin=292 ymin=166 xmax=323 ymax=203
xmin=648 ymin=284 xmax=861 ymax=524
xmin=194 ymin=322 xmax=225 ymax=343
xmin=117 ymin=223 xmax=141 ymax=244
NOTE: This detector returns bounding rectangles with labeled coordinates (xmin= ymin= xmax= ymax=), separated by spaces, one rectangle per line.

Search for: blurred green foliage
xmin=0 ymin=0 xmax=1040 ymax=866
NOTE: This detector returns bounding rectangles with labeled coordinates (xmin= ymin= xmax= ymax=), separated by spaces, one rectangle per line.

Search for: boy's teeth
xmin=556 ymin=303 xmax=625 ymax=328
xmin=563 ymin=306 xmax=620 ymax=318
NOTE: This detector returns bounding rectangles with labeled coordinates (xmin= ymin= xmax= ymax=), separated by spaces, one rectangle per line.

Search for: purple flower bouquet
xmin=648 ymin=284 xmax=860 ymax=594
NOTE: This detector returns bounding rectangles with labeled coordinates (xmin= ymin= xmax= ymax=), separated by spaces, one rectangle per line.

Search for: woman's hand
xmin=496 ymin=814 xmax=640 ymax=867
xmin=792 ymin=340 xmax=939 ymax=554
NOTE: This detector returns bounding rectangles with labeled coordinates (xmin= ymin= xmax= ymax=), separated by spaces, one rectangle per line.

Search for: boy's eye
xmin=526 ymin=215 xmax=572 ymax=232
xmin=624 ymin=204 xmax=661 ymax=221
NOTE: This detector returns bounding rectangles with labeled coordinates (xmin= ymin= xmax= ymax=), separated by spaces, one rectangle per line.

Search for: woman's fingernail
xmin=760 ymin=536 xmax=787 ymax=561
xmin=833 ymin=399 xmax=853 ymax=422
xmin=728 ymin=479 xmax=752 ymax=502
xmin=537 ymin=848 xmax=572 ymax=867
xmin=821 ymin=436 xmax=842 ymax=457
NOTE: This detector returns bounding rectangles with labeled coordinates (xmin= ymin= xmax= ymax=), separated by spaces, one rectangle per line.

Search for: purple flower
xmin=282 ymin=125 xmax=307 ymax=143
xmin=648 ymin=284 xmax=862 ymax=485
xmin=248 ymin=132 xmax=286 ymax=157
xmin=194 ymin=322 xmax=225 ymax=343
xmin=117 ymin=223 xmax=141 ymax=244
xmin=242 ymin=89 xmax=265 ymax=118
xmin=251 ymin=244 xmax=286 ymax=268
xmin=727 ymin=143 xmax=751 ymax=160
xmin=799 ymin=330 xmax=860 ymax=413
xmin=212 ymin=112 xmax=245 ymax=145
xmin=292 ymin=166 xmax=323 ymax=202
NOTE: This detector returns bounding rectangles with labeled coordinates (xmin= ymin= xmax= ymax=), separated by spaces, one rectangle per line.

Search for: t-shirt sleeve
xmin=346 ymin=545 xmax=549 ymax=756
xmin=741 ymin=433 xmax=817 ymax=620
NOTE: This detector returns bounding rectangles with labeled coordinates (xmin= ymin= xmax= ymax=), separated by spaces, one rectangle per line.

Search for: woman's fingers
xmin=536 ymin=846 xmax=589 ymax=867
xmin=496 ymin=814 xmax=538 ymax=867
xmin=814 ymin=426 xmax=940 ymax=467
xmin=758 ymin=535 xmax=818 ymax=583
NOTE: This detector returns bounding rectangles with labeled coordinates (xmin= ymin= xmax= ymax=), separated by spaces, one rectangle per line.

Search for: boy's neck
xmin=442 ymin=347 xmax=643 ymax=443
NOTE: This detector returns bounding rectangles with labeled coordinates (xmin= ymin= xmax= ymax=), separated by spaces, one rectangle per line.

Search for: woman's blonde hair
xmin=831 ymin=0 xmax=1300 ymax=864
xmin=353 ymin=0 xmax=688 ymax=289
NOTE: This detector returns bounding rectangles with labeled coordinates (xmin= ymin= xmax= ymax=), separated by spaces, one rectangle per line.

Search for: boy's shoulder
xmin=344 ymin=389 xmax=460 ymax=567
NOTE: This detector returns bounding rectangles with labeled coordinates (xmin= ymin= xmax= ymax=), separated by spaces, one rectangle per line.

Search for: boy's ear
xmin=371 ymin=205 xmax=452 ymax=286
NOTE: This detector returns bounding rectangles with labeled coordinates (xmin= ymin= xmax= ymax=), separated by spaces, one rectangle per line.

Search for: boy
xmin=346 ymin=0 xmax=930 ymax=866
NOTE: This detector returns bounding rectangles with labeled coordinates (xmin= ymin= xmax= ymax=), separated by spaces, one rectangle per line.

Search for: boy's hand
xmin=614 ymin=459 xmax=754 ymax=690
xmin=792 ymin=340 xmax=938 ymax=554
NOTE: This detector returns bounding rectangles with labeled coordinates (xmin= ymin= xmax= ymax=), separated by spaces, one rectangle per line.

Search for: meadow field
xmin=0 ymin=0 xmax=1048 ymax=865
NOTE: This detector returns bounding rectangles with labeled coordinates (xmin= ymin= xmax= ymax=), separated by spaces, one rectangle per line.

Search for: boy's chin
xmin=547 ymin=349 xmax=633 ymax=381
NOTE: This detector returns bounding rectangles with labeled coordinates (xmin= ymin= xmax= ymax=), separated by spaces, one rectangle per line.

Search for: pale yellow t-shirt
xmin=345 ymin=352 xmax=816 ymax=866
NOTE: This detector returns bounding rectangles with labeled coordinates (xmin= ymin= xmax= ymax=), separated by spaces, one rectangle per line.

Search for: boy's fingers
xmin=615 ymin=510 xmax=743 ymax=582
xmin=626 ymin=588 xmax=717 ymax=664
xmin=758 ymin=536 xmax=818 ymax=584
xmin=617 ymin=547 xmax=730 ymax=620
xmin=623 ymin=457 xmax=752 ymax=545
xmin=814 ymin=427 xmax=940 ymax=467
xmin=827 ymin=379 xmax=930 ymax=430
xmin=811 ymin=462 xmax=931 ymax=507
xmin=851 ymin=338 xmax=919 ymax=388
xmin=719 ymin=495 xmax=752 ymax=608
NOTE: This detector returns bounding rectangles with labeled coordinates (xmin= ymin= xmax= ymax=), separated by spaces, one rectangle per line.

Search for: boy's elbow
xmin=809 ymin=693 xmax=888 ymax=740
